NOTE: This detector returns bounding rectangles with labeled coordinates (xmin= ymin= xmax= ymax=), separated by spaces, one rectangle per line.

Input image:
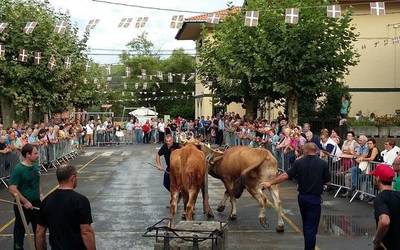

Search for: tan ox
xmin=169 ymin=142 xmax=214 ymax=224
xmin=203 ymin=145 xmax=285 ymax=232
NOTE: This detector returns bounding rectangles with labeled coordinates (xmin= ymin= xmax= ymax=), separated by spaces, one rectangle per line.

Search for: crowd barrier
xmin=0 ymin=139 xmax=79 ymax=188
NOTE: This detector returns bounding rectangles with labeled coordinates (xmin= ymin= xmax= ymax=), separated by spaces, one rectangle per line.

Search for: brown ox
xmin=169 ymin=142 xmax=214 ymax=224
xmin=203 ymin=145 xmax=285 ymax=232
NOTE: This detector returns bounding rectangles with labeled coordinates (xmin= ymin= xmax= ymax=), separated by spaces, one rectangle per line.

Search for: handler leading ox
xmin=203 ymin=145 xmax=285 ymax=232
xmin=169 ymin=141 xmax=214 ymax=224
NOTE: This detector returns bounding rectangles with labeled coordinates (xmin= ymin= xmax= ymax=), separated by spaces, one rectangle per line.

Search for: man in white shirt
xmin=125 ymin=120 xmax=134 ymax=144
xmin=158 ymin=119 xmax=165 ymax=143
xmin=85 ymin=121 xmax=94 ymax=146
xmin=381 ymin=139 xmax=400 ymax=165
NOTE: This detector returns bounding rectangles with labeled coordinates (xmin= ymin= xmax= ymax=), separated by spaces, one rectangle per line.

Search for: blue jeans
xmin=135 ymin=129 xmax=143 ymax=144
xmin=298 ymin=194 xmax=322 ymax=250
xmin=351 ymin=166 xmax=360 ymax=190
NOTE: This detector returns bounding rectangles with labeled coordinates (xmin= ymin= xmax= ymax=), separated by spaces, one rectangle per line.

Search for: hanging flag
xmin=187 ymin=73 xmax=195 ymax=81
xmin=155 ymin=82 xmax=160 ymax=88
xmin=327 ymin=5 xmax=341 ymax=18
xmin=118 ymin=18 xmax=133 ymax=28
xmin=141 ymin=69 xmax=147 ymax=80
xmin=54 ymin=20 xmax=68 ymax=34
xmin=168 ymin=73 xmax=173 ymax=83
xmin=18 ymin=49 xmax=28 ymax=62
xmin=123 ymin=82 xmax=127 ymax=89
xmin=85 ymin=19 xmax=100 ymax=31
xmin=207 ymin=13 xmax=220 ymax=24
xmin=0 ymin=44 xmax=5 ymax=58
xmin=33 ymin=52 xmax=41 ymax=65
xmin=23 ymin=22 xmax=38 ymax=34
xmin=149 ymin=75 xmax=153 ymax=81
xmin=107 ymin=76 xmax=112 ymax=82
xmin=122 ymin=92 xmax=125 ymax=96
xmin=131 ymin=92 xmax=134 ymax=96
xmin=157 ymin=71 xmax=163 ymax=80
xmin=285 ymin=8 xmax=299 ymax=24
xmin=0 ymin=23 xmax=8 ymax=33
xmin=65 ymin=56 xmax=71 ymax=69
xmin=135 ymin=83 xmax=139 ymax=89
xmin=170 ymin=15 xmax=184 ymax=29
xmin=135 ymin=17 xmax=148 ymax=28
xmin=244 ymin=11 xmax=259 ymax=27
xmin=370 ymin=2 xmax=385 ymax=16
xmin=143 ymin=82 xmax=148 ymax=89
xmin=181 ymin=74 xmax=186 ymax=84
xmin=86 ymin=62 xmax=91 ymax=72
xmin=84 ymin=78 xmax=88 ymax=84
xmin=48 ymin=55 xmax=56 ymax=70
xmin=126 ymin=67 xmax=131 ymax=77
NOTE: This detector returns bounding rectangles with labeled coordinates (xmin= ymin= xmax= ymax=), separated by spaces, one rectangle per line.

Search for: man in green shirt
xmin=393 ymin=156 xmax=400 ymax=191
xmin=9 ymin=143 xmax=43 ymax=250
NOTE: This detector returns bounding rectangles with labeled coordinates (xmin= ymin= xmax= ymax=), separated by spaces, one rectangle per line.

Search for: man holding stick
xmin=155 ymin=134 xmax=180 ymax=191
xmin=8 ymin=143 xmax=43 ymax=250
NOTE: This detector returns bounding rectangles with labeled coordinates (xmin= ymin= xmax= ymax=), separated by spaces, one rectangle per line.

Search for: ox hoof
xmin=259 ymin=217 xmax=267 ymax=227
xmin=217 ymin=205 xmax=226 ymax=212
xmin=229 ymin=214 xmax=237 ymax=221
xmin=276 ymin=225 xmax=285 ymax=233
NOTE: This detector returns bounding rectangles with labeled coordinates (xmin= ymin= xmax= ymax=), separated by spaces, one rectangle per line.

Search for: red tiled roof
xmin=185 ymin=6 xmax=241 ymax=22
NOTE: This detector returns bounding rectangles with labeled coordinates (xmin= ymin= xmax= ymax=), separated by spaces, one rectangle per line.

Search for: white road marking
xmin=121 ymin=151 xmax=130 ymax=156
xmin=82 ymin=151 xmax=95 ymax=156
xmin=100 ymin=151 xmax=114 ymax=157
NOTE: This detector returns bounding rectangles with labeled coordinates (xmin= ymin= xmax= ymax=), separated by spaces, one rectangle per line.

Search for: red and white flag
xmin=0 ymin=23 xmax=8 ymax=33
xmin=23 ymin=22 xmax=38 ymax=34
xmin=54 ymin=20 xmax=68 ymax=34
xmin=34 ymin=52 xmax=42 ymax=65
xmin=18 ymin=49 xmax=28 ymax=62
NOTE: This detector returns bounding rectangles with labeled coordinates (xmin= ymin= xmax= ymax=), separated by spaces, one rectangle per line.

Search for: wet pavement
xmin=0 ymin=144 xmax=376 ymax=249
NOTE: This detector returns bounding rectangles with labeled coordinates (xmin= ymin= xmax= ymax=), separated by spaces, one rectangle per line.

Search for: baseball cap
xmin=369 ymin=164 xmax=395 ymax=182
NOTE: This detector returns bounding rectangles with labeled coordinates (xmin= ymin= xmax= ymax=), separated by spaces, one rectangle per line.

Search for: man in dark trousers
xmin=260 ymin=143 xmax=330 ymax=250
xmin=9 ymin=144 xmax=43 ymax=250
xmin=155 ymin=134 xmax=180 ymax=191
xmin=369 ymin=163 xmax=400 ymax=250
xmin=36 ymin=165 xmax=96 ymax=250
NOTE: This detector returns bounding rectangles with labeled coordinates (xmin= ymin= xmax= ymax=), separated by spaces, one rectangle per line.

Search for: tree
xmin=198 ymin=0 xmax=359 ymax=123
xmin=0 ymin=0 xmax=103 ymax=126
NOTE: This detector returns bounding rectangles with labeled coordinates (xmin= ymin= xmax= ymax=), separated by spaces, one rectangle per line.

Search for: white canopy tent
xmin=128 ymin=107 xmax=158 ymax=124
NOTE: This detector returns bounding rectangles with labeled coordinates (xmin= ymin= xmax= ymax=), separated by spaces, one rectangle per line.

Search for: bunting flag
xmin=181 ymin=74 xmax=186 ymax=84
xmin=107 ymin=76 xmax=112 ymax=82
xmin=143 ymin=82 xmax=148 ymax=89
xmin=168 ymin=72 xmax=173 ymax=83
xmin=86 ymin=62 xmax=91 ymax=72
xmin=0 ymin=44 xmax=5 ymax=58
xmin=123 ymin=82 xmax=127 ymax=89
xmin=0 ymin=23 xmax=8 ymax=33
xmin=23 ymin=22 xmax=38 ymax=34
xmin=48 ymin=55 xmax=56 ymax=70
xmin=157 ymin=71 xmax=163 ymax=80
xmin=187 ymin=73 xmax=196 ymax=81
xmin=65 ymin=56 xmax=71 ymax=69
xmin=106 ymin=64 xmax=111 ymax=75
xmin=135 ymin=83 xmax=139 ymax=89
xmin=370 ymin=2 xmax=385 ymax=16
xmin=122 ymin=92 xmax=125 ymax=96
xmin=86 ymin=19 xmax=100 ymax=31
xmin=18 ymin=49 xmax=28 ymax=62
xmin=126 ymin=67 xmax=131 ymax=77
xmin=141 ymin=69 xmax=147 ymax=80
xmin=131 ymin=92 xmax=134 ymax=96
xmin=54 ymin=20 xmax=68 ymax=34
xmin=207 ymin=13 xmax=220 ymax=24
xmin=327 ymin=5 xmax=341 ymax=18
xmin=118 ymin=18 xmax=133 ymax=28
xmin=135 ymin=17 xmax=148 ymax=28
xmin=34 ymin=52 xmax=41 ymax=65
xmin=170 ymin=15 xmax=184 ymax=29
xmin=244 ymin=11 xmax=259 ymax=27
xmin=155 ymin=82 xmax=160 ymax=88
xmin=285 ymin=8 xmax=299 ymax=24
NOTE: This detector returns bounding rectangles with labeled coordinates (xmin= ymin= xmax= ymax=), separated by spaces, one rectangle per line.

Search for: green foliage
xmin=0 ymin=0 xmax=104 ymax=123
xmin=198 ymin=0 xmax=359 ymax=119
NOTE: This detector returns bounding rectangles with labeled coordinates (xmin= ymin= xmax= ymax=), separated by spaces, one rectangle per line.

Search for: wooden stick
xmin=0 ymin=198 xmax=40 ymax=210
xmin=13 ymin=193 xmax=36 ymax=250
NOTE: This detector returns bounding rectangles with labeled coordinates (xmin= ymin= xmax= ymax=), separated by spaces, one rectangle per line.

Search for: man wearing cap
xmin=370 ymin=163 xmax=400 ymax=250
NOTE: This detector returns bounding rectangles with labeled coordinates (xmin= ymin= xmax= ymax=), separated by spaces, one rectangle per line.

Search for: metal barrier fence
xmin=0 ymin=139 xmax=79 ymax=188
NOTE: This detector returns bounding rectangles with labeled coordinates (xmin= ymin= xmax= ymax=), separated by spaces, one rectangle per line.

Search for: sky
xmin=48 ymin=0 xmax=245 ymax=64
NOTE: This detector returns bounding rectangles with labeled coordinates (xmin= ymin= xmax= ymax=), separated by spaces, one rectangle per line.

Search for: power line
xmin=91 ymin=0 xmax=208 ymax=14
xmin=85 ymin=53 xmax=197 ymax=56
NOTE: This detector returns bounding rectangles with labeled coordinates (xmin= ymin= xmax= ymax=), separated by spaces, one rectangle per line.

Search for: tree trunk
xmin=244 ymin=98 xmax=258 ymax=120
xmin=0 ymin=96 xmax=16 ymax=127
xmin=287 ymin=95 xmax=299 ymax=125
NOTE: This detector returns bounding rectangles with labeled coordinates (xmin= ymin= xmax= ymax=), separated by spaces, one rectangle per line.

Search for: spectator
xmin=125 ymin=119 xmax=134 ymax=144
xmin=393 ymin=156 xmax=400 ymax=192
xmin=0 ymin=135 xmax=11 ymax=154
xmin=142 ymin=120 xmax=151 ymax=144
xmin=158 ymin=119 xmax=165 ymax=143
xmin=134 ymin=120 xmax=143 ymax=144
xmin=85 ymin=121 xmax=94 ymax=147
xmin=9 ymin=144 xmax=43 ymax=250
xmin=381 ymin=139 xmax=400 ymax=165
xmin=36 ymin=165 xmax=96 ymax=250
xmin=340 ymin=95 xmax=350 ymax=119
xmin=320 ymin=129 xmax=342 ymax=161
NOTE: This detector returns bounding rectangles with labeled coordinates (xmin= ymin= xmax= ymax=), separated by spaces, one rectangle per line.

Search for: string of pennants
xmin=0 ymin=2 xmax=389 ymax=36
xmin=110 ymin=94 xmax=195 ymax=103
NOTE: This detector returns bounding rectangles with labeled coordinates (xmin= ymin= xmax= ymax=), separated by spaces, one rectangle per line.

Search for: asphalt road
xmin=0 ymin=144 xmax=376 ymax=249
